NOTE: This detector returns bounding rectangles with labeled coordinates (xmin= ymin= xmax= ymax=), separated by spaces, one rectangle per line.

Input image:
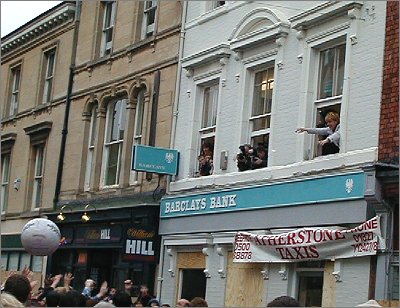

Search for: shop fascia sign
xmin=233 ymin=216 xmax=385 ymax=262
xmin=132 ymin=145 xmax=179 ymax=175
xmin=160 ymin=171 xmax=364 ymax=218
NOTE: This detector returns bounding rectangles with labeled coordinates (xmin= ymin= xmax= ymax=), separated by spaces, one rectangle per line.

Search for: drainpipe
xmin=167 ymin=0 xmax=187 ymax=193
xmin=53 ymin=0 xmax=81 ymax=209
xmin=156 ymin=0 xmax=188 ymax=302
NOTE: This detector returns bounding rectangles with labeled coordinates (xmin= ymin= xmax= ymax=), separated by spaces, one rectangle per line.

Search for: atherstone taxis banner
xmin=233 ymin=216 xmax=385 ymax=262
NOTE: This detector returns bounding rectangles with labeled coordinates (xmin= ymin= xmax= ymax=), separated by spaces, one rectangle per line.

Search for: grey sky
xmin=1 ymin=1 xmax=62 ymax=37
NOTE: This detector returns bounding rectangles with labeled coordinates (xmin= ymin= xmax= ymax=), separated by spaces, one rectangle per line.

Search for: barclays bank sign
xmin=132 ymin=145 xmax=179 ymax=175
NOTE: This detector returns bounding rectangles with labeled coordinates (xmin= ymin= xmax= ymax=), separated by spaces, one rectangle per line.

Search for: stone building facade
xmin=1 ymin=0 xmax=183 ymax=295
xmin=1 ymin=1 xmax=77 ymax=287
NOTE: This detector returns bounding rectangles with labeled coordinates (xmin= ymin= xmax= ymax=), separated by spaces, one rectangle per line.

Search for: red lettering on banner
xmin=275 ymin=246 xmax=320 ymax=260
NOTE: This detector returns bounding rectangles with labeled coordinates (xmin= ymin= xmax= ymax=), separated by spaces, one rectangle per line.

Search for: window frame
xmin=42 ymin=48 xmax=56 ymax=104
xmin=196 ymin=81 xmax=220 ymax=176
xmin=249 ymin=65 xmax=275 ymax=153
xmin=1 ymin=152 xmax=11 ymax=214
xmin=31 ymin=143 xmax=45 ymax=210
xmin=102 ymin=98 xmax=127 ymax=187
xmin=100 ymin=1 xmax=116 ymax=57
xmin=84 ymin=105 xmax=98 ymax=191
xmin=142 ymin=0 xmax=157 ymax=38
xmin=9 ymin=64 xmax=21 ymax=116
xmin=310 ymin=41 xmax=346 ymax=158
xmin=130 ymin=89 xmax=146 ymax=184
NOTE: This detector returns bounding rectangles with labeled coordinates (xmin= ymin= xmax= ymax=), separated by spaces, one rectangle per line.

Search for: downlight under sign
xmin=132 ymin=145 xmax=179 ymax=175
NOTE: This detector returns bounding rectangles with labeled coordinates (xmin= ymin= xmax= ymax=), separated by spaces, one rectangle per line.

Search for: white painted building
xmin=157 ymin=1 xmax=395 ymax=307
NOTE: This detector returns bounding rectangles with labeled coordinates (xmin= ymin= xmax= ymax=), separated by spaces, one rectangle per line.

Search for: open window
xmin=8 ymin=64 xmax=21 ymax=117
xmin=41 ymin=48 xmax=56 ymax=104
xmin=311 ymin=42 xmax=345 ymax=158
xmin=196 ymin=82 xmax=219 ymax=177
xmin=102 ymin=97 xmax=127 ymax=187
xmin=100 ymin=1 xmax=116 ymax=57
xmin=142 ymin=1 xmax=157 ymax=39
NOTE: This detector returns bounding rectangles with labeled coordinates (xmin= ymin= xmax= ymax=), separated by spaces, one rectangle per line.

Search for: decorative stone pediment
xmin=229 ymin=8 xmax=290 ymax=51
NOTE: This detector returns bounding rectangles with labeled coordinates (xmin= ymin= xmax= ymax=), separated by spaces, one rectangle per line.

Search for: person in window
xmin=236 ymin=144 xmax=254 ymax=171
xmin=252 ymin=146 xmax=268 ymax=169
xmin=198 ymin=142 xmax=214 ymax=176
xmin=296 ymin=111 xmax=340 ymax=155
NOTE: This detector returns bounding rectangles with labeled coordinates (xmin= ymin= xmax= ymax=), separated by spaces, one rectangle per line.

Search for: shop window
xmin=179 ymin=269 xmax=206 ymax=301
xmin=196 ymin=82 xmax=219 ymax=177
xmin=130 ymin=89 xmax=146 ymax=184
xmin=41 ymin=48 xmax=56 ymax=104
xmin=142 ymin=1 xmax=157 ymax=38
xmin=8 ymin=64 xmax=21 ymax=117
xmin=1 ymin=153 xmax=11 ymax=214
xmin=102 ymin=98 xmax=127 ymax=186
xmin=100 ymin=1 xmax=116 ymax=57
xmin=296 ymin=261 xmax=324 ymax=307
xmin=1 ymin=252 xmax=43 ymax=271
xmin=84 ymin=104 xmax=98 ymax=191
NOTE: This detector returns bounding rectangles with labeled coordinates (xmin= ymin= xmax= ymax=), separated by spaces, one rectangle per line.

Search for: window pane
xmin=19 ymin=253 xmax=31 ymax=271
xmin=109 ymin=100 xmax=126 ymax=141
xmin=201 ymin=84 xmax=218 ymax=128
xmin=8 ymin=252 xmax=19 ymax=270
xmin=2 ymin=154 xmax=10 ymax=181
xmin=46 ymin=52 xmax=55 ymax=78
xmin=318 ymin=48 xmax=335 ymax=99
xmin=298 ymin=274 xmax=323 ymax=307
xmin=335 ymin=45 xmax=346 ymax=96
xmin=104 ymin=2 xmax=113 ymax=28
xmin=1 ymin=253 xmax=8 ymax=270
xmin=90 ymin=107 xmax=98 ymax=147
xmin=105 ymin=143 xmax=120 ymax=185
xmin=35 ymin=146 xmax=44 ymax=176
xmin=252 ymin=68 xmax=274 ymax=116
xmin=31 ymin=256 xmax=43 ymax=272
xmin=135 ymin=91 xmax=145 ymax=138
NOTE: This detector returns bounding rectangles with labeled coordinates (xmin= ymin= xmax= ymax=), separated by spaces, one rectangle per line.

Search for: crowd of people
xmin=0 ymin=267 xmax=209 ymax=307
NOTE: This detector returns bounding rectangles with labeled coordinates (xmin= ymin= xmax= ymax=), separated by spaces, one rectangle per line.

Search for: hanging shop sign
xmin=233 ymin=216 xmax=385 ymax=262
xmin=160 ymin=172 xmax=364 ymax=218
xmin=123 ymin=225 xmax=157 ymax=263
xmin=132 ymin=145 xmax=179 ymax=175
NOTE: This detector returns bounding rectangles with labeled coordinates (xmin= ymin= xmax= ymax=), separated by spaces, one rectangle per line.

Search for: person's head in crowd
xmin=139 ymin=284 xmax=150 ymax=296
xmin=124 ymin=279 xmax=134 ymax=293
xmin=3 ymin=273 xmax=32 ymax=304
xmin=189 ymin=297 xmax=208 ymax=307
xmin=45 ymin=290 xmax=61 ymax=307
xmin=266 ymin=295 xmax=301 ymax=307
xmin=85 ymin=279 xmax=96 ymax=289
xmin=59 ymin=290 xmax=86 ymax=307
xmin=176 ymin=298 xmax=190 ymax=307
xmin=133 ymin=300 xmax=144 ymax=307
xmin=256 ymin=146 xmax=267 ymax=159
xmin=113 ymin=291 xmax=133 ymax=307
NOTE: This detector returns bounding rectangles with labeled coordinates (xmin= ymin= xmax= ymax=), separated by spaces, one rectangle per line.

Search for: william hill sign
xmin=132 ymin=145 xmax=179 ymax=175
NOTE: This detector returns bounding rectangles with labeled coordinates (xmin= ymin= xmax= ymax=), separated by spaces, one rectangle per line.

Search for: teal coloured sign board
xmin=132 ymin=145 xmax=179 ymax=175
xmin=160 ymin=171 xmax=365 ymax=218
